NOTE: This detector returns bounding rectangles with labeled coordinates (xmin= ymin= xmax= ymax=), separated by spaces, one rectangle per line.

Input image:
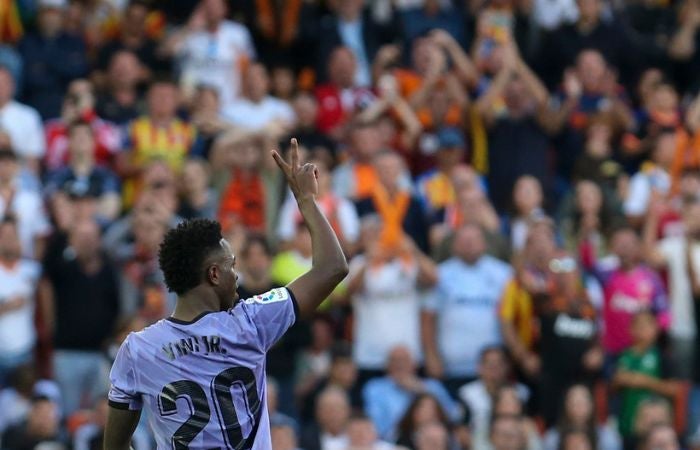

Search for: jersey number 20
xmin=158 ymin=366 xmax=261 ymax=450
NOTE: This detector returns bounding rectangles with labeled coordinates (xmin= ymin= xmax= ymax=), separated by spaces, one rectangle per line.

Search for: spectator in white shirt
xmin=422 ymin=224 xmax=513 ymax=396
xmin=164 ymin=0 xmax=256 ymax=108
xmin=222 ymin=62 xmax=296 ymax=136
xmin=0 ymin=149 xmax=51 ymax=260
xmin=347 ymin=217 xmax=437 ymax=376
xmin=0 ymin=217 xmax=41 ymax=384
xmin=0 ymin=67 xmax=45 ymax=175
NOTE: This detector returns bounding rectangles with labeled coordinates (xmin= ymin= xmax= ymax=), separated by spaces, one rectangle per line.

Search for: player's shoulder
xmin=238 ymin=287 xmax=293 ymax=306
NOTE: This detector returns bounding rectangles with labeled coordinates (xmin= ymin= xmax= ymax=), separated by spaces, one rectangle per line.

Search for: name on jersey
xmin=162 ymin=335 xmax=226 ymax=361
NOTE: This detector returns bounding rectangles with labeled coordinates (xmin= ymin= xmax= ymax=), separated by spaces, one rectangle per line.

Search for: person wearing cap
xmin=17 ymin=0 xmax=88 ymax=119
xmin=415 ymin=127 xmax=484 ymax=214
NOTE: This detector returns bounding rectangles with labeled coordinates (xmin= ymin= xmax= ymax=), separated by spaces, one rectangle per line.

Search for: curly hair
xmin=158 ymin=219 xmax=224 ymax=295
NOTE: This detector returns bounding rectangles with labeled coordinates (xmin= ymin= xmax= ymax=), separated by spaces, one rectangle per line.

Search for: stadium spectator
xmin=489 ymin=414 xmax=528 ymax=450
xmin=222 ymin=62 xmax=295 ymax=135
xmin=93 ymin=0 xmax=169 ymax=83
xmin=0 ymin=148 xmax=51 ymax=260
xmin=117 ymin=79 xmax=195 ymax=209
xmin=594 ymin=226 xmax=669 ymax=360
xmin=18 ymin=0 xmax=88 ymax=119
xmin=0 ymin=67 xmax=45 ymax=174
xmin=0 ymin=395 xmax=65 ymax=449
xmin=300 ymin=386 xmax=351 ymax=450
xmin=41 ymin=219 xmax=119 ymax=415
xmin=45 ymin=121 xmax=122 ymax=225
xmin=355 ymin=151 xmax=428 ymax=251
xmin=270 ymin=422 xmax=300 ymax=450
xmin=644 ymin=197 xmax=700 ymax=378
xmin=629 ymin=398 xmax=674 ymax=450
xmin=395 ymin=393 xmax=452 ymax=449
xmin=176 ymin=158 xmax=216 ymax=219
xmin=612 ymin=311 xmax=679 ymax=440
xmin=413 ymin=420 xmax=451 ymax=450
xmin=277 ymin=157 xmax=359 ymax=253
xmin=165 ymin=0 xmax=255 ymax=108
xmin=347 ymin=219 xmax=436 ymax=376
xmin=189 ymin=85 xmax=227 ymax=159
xmin=316 ymin=0 xmax=391 ymax=87
xmin=363 ymin=346 xmax=459 ymax=441
xmin=640 ymin=424 xmax=680 ymax=450
xmin=286 ymin=92 xmax=337 ymax=168
xmin=476 ymin=40 xmax=551 ymax=213
xmin=506 ymin=175 xmax=546 ymax=252
xmin=543 ymin=384 xmax=621 ymax=450
xmin=299 ymin=343 xmax=359 ymax=427
xmin=332 ymin=121 xmax=385 ymax=201
xmin=95 ymin=50 xmax=146 ymax=126
xmin=458 ymin=346 xmax=529 ymax=450
xmin=422 ymin=224 xmax=512 ymax=393
xmin=315 ymin=47 xmax=376 ymax=138
xmin=0 ymin=218 xmax=40 ymax=383
xmin=491 ymin=386 xmax=543 ymax=450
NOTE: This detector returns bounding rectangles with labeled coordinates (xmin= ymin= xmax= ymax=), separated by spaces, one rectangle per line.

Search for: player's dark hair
xmin=158 ymin=219 xmax=223 ymax=295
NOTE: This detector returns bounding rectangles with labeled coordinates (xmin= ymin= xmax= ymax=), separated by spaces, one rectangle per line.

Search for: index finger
xmin=290 ymin=138 xmax=299 ymax=170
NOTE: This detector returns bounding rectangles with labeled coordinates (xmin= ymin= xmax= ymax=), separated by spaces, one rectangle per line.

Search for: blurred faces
xmin=525 ymin=221 xmax=557 ymax=266
xmin=415 ymin=422 xmax=450 ymax=450
xmin=347 ymin=417 xmax=378 ymax=447
xmin=294 ymin=93 xmax=318 ymax=128
xmin=123 ymin=2 xmax=148 ymax=36
xmin=611 ymin=228 xmax=641 ymax=269
xmin=412 ymin=38 xmax=435 ymax=75
xmin=576 ymin=0 xmax=602 ymax=23
xmin=244 ymin=63 xmax=270 ymax=103
xmin=202 ymin=0 xmax=227 ymax=27
xmin=69 ymin=219 xmax=102 ymax=261
xmin=491 ymin=416 xmax=526 ymax=450
xmin=228 ymin=135 xmax=261 ymax=171
xmin=0 ymin=220 xmax=20 ymax=261
xmin=631 ymin=312 xmax=659 ymax=348
xmin=109 ymin=51 xmax=143 ymax=88
xmin=479 ymin=348 xmax=508 ymax=387
xmin=387 ymin=346 xmax=416 ymax=377
xmin=316 ymin=387 xmax=350 ymax=435
xmin=645 ymin=425 xmax=680 ymax=450
xmin=271 ymin=424 xmax=297 ymax=450
xmin=69 ymin=124 xmax=95 ymax=165
xmin=652 ymin=132 xmax=677 ymax=168
xmin=38 ymin=5 xmax=64 ymax=38
xmin=330 ymin=356 xmax=357 ymax=388
xmin=181 ymin=159 xmax=210 ymax=196
xmin=652 ymin=84 xmax=678 ymax=112
xmin=413 ymin=396 xmax=443 ymax=426
xmin=241 ymin=239 xmax=271 ymax=280
xmin=453 ymin=224 xmax=487 ymax=264
xmin=494 ymin=386 xmax=524 ymax=415
xmin=148 ymin=82 xmax=178 ymax=120
xmin=329 ymin=47 xmax=357 ymax=88
xmin=0 ymin=154 xmax=17 ymax=184
xmin=513 ymin=176 xmax=543 ymax=215
xmin=333 ymin=0 xmax=364 ymax=20
xmin=350 ymin=123 xmax=381 ymax=161
xmin=27 ymin=399 xmax=59 ymax=439
xmin=575 ymin=180 xmax=602 ymax=216
xmin=565 ymin=385 xmax=594 ymax=425
xmin=374 ymin=151 xmax=404 ymax=192
xmin=271 ymin=67 xmax=295 ymax=100
xmin=576 ymin=51 xmax=606 ymax=93
xmin=562 ymin=431 xmax=593 ymax=450
xmin=634 ymin=400 xmax=672 ymax=435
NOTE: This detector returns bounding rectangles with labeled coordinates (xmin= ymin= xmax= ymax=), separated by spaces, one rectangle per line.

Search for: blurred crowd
xmin=0 ymin=0 xmax=700 ymax=449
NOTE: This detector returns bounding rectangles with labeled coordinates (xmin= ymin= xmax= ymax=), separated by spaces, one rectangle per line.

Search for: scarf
xmin=371 ymin=185 xmax=410 ymax=250
xmin=218 ymin=169 xmax=265 ymax=232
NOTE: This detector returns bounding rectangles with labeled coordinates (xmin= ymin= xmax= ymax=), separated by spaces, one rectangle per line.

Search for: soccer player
xmin=103 ymin=138 xmax=349 ymax=450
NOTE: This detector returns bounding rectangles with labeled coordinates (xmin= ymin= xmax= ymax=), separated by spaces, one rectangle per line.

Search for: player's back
xmin=108 ymin=287 xmax=298 ymax=450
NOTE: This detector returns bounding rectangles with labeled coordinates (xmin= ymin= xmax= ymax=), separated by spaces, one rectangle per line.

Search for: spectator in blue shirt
xmin=363 ymin=345 xmax=460 ymax=441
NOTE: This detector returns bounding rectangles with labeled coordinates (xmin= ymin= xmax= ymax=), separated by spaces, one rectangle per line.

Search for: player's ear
xmin=207 ymin=264 xmax=219 ymax=286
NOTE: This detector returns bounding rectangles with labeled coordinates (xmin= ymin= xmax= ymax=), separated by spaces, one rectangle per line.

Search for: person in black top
xmin=41 ymin=218 xmax=120 ymax=417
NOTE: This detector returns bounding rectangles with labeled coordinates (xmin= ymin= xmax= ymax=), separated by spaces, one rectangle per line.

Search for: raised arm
xmin=272 ymin=139 xmax=349 ymax=319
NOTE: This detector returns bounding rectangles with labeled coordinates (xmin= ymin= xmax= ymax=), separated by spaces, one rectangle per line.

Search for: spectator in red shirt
xmin=314 ymin=46 xmax=376 ymax=140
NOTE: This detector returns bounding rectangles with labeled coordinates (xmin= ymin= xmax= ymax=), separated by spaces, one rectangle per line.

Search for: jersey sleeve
xmin=235 ymin=287 xmax=299 ymax=352
xmin=108 ymin=336 xmax=143 ymax=411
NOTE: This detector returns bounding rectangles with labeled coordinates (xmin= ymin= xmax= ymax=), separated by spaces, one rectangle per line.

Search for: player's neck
xmin=171 ymin=287 xmax=221 ymax=321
